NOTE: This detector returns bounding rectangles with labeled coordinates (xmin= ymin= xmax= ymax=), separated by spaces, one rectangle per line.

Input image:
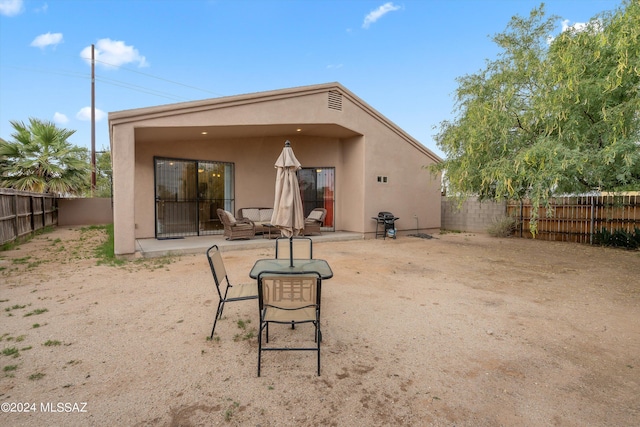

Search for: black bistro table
xmin=249 ymin=258 xmax=334 ymax=280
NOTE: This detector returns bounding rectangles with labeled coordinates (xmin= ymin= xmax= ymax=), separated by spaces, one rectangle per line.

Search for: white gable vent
xmin=328 ymin=91 xmax=343 ymax=111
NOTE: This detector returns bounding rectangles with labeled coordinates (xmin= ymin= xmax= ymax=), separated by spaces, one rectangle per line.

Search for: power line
xmin=0 ymin=64 xmax=89 ymax=81
xmin=2 ymin=57 xmax=226 ymax=101
xmin=80 ymin=56 xmax=226 ymax=97
xmin=94 ymin=75 xmax=191 ymax=101
xmin=1 ymin=64 xmax=190 ymax=101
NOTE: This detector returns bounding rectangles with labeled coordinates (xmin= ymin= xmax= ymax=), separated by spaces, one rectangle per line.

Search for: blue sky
xmin=0 ymin=0 xmax=624 ymax=158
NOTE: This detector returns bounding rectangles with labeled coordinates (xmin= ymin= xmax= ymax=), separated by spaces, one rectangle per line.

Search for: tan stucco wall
xmin=354 ymin=105 xmax=441 ymax=234
xmin=337 ymin=135 xmax=365 ymax=233
xmin=338 ymin=87 xmax=441 ymax=234
xmin=57 ymin=198 xmax=113 ymax=226
xmin=111 ymin=123 xmax=137 ymax=255
xmin=110 ymin=83 xmax=441 ymax=255
xmin=133 ymin=135 xmax=344 ymax=239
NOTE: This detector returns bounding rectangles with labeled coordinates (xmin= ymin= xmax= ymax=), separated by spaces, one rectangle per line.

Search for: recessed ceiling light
xmin=201 ymin=131 xmax=208 ymax=135
xmin=296 ymin=128 xmax=302 ymax=132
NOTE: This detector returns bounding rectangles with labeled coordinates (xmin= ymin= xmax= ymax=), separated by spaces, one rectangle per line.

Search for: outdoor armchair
xmin=303 ymin=208 xmax=327 ymax=236
xmin=206 ymin=244 xmax=258 ymax=338
xmin=217 ymin=208 xmax=255 ymax=240
xmin=257 ymin=271 xmax=323 ymax=376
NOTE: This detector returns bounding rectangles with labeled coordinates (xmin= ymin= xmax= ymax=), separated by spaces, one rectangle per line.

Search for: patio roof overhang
xmin=134 ymin=123 xmax=362 ymax=143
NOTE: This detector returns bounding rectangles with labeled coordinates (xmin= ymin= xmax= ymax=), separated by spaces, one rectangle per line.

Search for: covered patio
xmin=135 ymin=230 xmax=363 ymax=258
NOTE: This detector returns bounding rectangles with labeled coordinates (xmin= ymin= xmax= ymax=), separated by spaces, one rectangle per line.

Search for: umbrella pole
xmin=289 ymin=236 xmax=294 ymax=268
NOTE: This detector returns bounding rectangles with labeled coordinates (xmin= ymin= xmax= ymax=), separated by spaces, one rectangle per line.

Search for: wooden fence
xmin=0 ymin=189 xmax=58 ymax=246
xmin=507 ymin=194 xmax=640 ymax=244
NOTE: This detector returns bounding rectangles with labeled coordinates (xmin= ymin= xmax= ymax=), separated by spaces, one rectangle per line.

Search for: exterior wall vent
xmin=328 ymin=91 xmax=343 ymax=111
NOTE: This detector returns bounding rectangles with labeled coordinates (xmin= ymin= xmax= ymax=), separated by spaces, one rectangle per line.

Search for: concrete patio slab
xmin=135 ymin=231 xmax=364 ymax=258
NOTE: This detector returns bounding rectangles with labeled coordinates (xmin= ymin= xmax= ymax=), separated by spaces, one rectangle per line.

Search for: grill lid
xmin=378 ymin=211 xmax=395 ymax=218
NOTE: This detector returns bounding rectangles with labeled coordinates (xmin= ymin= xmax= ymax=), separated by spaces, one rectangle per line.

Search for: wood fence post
xmin=519 ymin=200 xmax=523 ymax=238
xmin=41 ymin=195 xmax=45 ymax=229
xmin=12 ymin=194 xmax=18 ymax=241
xmin=29 ymin=196 xmax=35 ymax=233
xmin=589 ymin=196 xmax=595 ymax=245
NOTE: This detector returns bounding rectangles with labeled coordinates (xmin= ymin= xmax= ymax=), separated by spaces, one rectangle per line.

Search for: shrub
xmin=487 ymin=216 xmax=516 ymax=237
xmin=594 ymin=227 xmax=640 ymax=250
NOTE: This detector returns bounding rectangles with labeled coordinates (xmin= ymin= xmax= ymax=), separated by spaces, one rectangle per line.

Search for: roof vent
xmin=328 ymin=91 xmax=342 ymax=111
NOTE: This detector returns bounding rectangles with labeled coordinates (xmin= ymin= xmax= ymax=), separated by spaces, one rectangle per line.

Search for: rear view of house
xmin=108 ymin=82 xmax=441 ymax=255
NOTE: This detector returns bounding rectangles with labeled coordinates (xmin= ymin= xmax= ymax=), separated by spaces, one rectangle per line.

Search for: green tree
xmin=0 ymin=118 xmax=90 ymax=195
xmin=432 ymin=1 xmax=640 ymax=234
xmin=95 ymin=148 xmax=112 ymax=198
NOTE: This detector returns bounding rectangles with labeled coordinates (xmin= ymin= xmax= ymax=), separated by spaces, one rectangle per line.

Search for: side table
xmin=262 ymin=224 xmax=281 ymax=239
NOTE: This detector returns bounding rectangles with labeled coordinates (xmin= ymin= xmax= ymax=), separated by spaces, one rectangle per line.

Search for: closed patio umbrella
xmin=271 ymin=140 xmax=304 ymax=266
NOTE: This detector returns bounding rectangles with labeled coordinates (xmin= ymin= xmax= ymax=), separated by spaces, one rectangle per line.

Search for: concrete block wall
xmin=441 ymin=196 xmax=506 ymax=233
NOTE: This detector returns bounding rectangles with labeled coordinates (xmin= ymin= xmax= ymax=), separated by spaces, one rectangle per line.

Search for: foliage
xmin=0 ymin=118 xmax=90 ymax=195
xmin=486 ymin=216 xmax=517 ymax=238
xmin=23 ymin=308 xmax=48 ymax=317
xmin=92 ymin=224 xmax=125 ymax=266
xmin=593 ymin=227 xmax=640 ymax=249
xmin=77 ymin=148 xmax=112 ymax=198
xmin=0 ymin=225 xmax=55 ymax=252
xmin=94 ymin=149 xmax=112 ymax=198
xmin=431 ymin=1 xmax=640 ymax=235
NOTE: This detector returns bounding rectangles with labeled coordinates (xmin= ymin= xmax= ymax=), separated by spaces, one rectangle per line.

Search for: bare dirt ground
xmin=0 ymin=226 xmax=639 ymax=427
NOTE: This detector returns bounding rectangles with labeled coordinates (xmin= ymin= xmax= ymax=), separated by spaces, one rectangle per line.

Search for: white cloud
xmin=76 ymin=107 xmax=106 ymax=121
xmin=0 ymin=0 xmax=23 ymax=16
xmin=561 ymin=19 xmax=588 ymax=33
xmin=362 ymin=2 xmax=401 ymax=29
xmin=327 ymin=64 xmax=343 ymax=70
xmin=548 ymin=18 xmax=603 ymax=44
xmin=53 ymin=112 xmax=69 ymax=124
xmin=30 ymin=32 xmax=63 ymax=49
xmin=81 ymin=38 xmax=148 ymax=68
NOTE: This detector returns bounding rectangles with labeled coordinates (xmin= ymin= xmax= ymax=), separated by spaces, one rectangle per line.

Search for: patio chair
xmin=217 ymin=208 xmax=255 ymax=240
xmin=207 ymin=244 xmax=258 ymax=338
xmin=257 ymin=271 xmax=323 ymax=376
xmin=303 ymin=208 xmax=327 ymax=236
xmin=275 ymin=236 xmax=313 ymax=259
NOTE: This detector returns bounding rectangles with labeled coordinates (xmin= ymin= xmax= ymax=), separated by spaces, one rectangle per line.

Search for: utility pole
xmin=91 ymin=43 xmax=96 ymax=194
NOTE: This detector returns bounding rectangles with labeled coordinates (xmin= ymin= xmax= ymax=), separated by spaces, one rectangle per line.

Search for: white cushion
xmin=224 ymin=210 xmax=236 ymax=224
xmin=308 ymin=210 xmax=323 ymax=220
xmin=243 ymin=208 xmax=261 ymax=222
xmin=260 ymin=209 xmax=274 ymax=222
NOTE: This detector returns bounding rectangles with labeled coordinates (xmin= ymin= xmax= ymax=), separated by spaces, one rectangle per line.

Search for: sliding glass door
xmin=155 ymin=157 xmax=234 ymax=238
xmin=197 ymin=161 xmax=234 ymax=235
xmin=298 ymin=167 xmax=334 ymax=230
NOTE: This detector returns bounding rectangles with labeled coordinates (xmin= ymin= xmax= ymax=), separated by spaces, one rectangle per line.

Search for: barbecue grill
xmin=372 ymin=211 xmax=399 ymax=239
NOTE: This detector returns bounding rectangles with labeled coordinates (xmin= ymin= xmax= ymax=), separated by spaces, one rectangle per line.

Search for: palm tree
xmin=0 ymin=118 xmax=90 ymax=195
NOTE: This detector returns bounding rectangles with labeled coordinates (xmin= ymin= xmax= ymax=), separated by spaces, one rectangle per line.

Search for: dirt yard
xmin=0 ymin=227 xmax=638 ymax=426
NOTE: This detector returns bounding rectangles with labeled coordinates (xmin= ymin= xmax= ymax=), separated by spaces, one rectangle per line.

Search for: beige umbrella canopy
xmin=270 ymin=140 xmax=304 ymax=238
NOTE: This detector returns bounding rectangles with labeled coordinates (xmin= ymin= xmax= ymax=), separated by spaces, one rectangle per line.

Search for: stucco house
xmin=108 ymin=82 xmax=441 ymax=255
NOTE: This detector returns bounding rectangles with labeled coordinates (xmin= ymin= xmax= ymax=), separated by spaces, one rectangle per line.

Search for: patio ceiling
xmin=134 ymin=123 xmax=362 ymax=143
